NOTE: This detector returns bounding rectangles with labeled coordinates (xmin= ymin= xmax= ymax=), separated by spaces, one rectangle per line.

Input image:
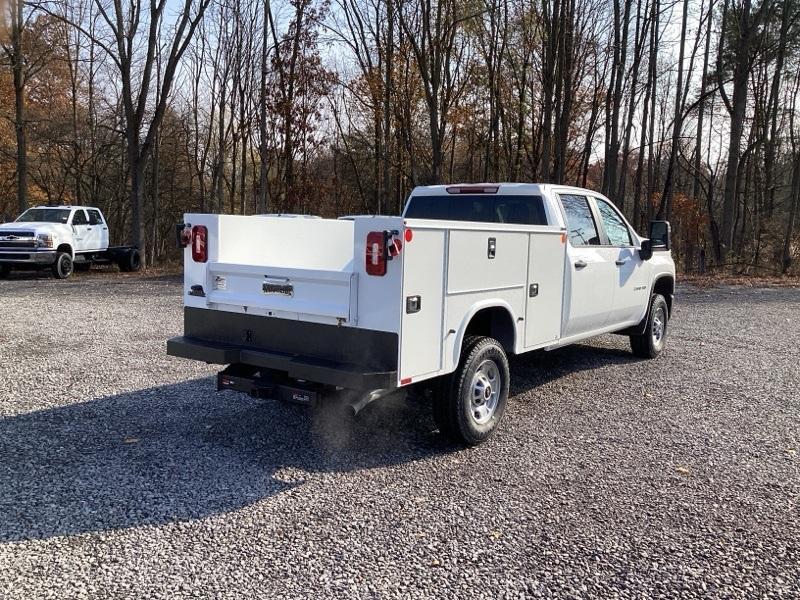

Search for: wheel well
xmin=56 ymin=243 xmax=72 ymax=256
xmin=464 ymin=306 xmax=516 ymax=353
xmin=653 ymin=276 xmax=674 ymax=315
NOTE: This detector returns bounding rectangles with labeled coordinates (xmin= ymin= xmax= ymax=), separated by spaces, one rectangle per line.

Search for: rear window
xmin=88 ymin=209 xmax=104 ymax=225
xmin=404 ymin=194 xmax=549 ymax=226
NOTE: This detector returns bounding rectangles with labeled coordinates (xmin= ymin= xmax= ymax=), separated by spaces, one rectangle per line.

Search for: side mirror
xmin=639 ymin=239 xmax=653 ymax=261
xmin=649 ymin=220 xmax=671 ymax=250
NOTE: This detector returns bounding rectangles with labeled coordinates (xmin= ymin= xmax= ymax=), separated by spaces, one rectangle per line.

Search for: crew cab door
xmin=85 ymin=209 xmax=108 ymax=251
xmin=70 ymin=209 xmax=91 ymax=252
xmin=592 ymin=196 xmax=650 ymax=325
xmin=559 ymin=194 xmax=615 ymax=337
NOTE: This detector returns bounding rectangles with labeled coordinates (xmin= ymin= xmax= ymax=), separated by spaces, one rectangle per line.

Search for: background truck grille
xmin=0 ymin=231 xmax=35 ymax=238
xmin=0 ymin=241 xmax=37 ymax=249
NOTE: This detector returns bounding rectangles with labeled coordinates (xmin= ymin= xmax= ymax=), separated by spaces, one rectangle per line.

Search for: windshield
xmin=15 ymin=208 xmax=71 ymax=224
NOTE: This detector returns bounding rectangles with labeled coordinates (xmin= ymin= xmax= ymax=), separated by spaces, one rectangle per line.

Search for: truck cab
xmin=168 ymin=183 xmax=675 ymax=446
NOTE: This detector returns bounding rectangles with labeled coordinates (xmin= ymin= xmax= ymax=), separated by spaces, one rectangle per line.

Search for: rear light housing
xmin=446 ymin=185 xmax=499 ymax=194
xmin=365 ymin=231 xmax=387 ymax=276
xmin=191 ymin=225 xmax=208 ymax=263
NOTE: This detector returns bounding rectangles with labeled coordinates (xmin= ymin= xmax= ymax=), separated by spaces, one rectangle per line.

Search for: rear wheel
xmin=0 ymin=264 xmax=9 ymax=279
xmin=74 ymin=262 xmax=91 ymax=272
xmin=630 ymin=294 xmax=669 ymax=358
xmin=52 ymin=252 xmax=73 ymax=279
xmin=433 ymin=336 xmax=509 ymax=446
xmin=118 ymin=248 xmax=141 ymax=272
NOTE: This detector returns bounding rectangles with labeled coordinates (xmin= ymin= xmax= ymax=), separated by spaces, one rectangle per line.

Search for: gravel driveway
xmin=0 ymin=271 xmax=798 ymax=599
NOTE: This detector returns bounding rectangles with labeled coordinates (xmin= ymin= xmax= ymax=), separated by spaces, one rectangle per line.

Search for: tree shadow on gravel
xmin=0 ymin=342 xmax=639 ymax=543
xmin=0 ymin=376 xmax=448 ymax=542
xmin=508 ymin=342 xmax=640 ymax=395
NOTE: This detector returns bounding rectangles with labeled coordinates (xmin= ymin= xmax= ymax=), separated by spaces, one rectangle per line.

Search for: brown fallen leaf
xmin=123 ymin=437 xmax=140 ymax=444
xmin=675 ymin=465 xmax=690 ymax=475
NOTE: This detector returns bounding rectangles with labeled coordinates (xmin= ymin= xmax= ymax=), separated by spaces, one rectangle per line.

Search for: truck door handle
xmin=615 ymin=259 xmax=627 ymax=266
xmin=574 ymin=259 xmax=587 ymax=269
xmin=487 ymin=237 xmax=496 ymax=259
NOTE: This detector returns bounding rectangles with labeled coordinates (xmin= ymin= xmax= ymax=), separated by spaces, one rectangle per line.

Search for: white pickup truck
xmin=0 ymin=206 xmax=141 ymax=279
xmin=167 ymin=184 xmax=675 ymax=445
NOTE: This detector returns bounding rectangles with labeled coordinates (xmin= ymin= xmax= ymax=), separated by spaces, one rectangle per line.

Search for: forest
xmin=0 ymin=0 xmax=798 ymax=273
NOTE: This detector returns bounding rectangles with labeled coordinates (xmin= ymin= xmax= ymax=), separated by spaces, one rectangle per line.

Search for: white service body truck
xmin=168 ymin=184 xmax=675 ymax=445
xmin=0 ymin=206 xmax=141 ymax=279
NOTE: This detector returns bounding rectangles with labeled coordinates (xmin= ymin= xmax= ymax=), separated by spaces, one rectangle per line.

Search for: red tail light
xmin=366 ymin=231 xmax=387 ymax=276
xmin=191 ymin=225 xmax=208 ymax=263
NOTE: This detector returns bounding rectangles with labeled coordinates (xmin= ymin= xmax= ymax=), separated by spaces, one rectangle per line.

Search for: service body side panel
xmin=399 ymin=227 xmax=446 ymax=382
xmin=443 ymin=288 xmax=526 ymax=374
xmin=446 ymin=230 xmax=528 ymax=294
xmin=524 ymin=231 xmax=566 ymax=348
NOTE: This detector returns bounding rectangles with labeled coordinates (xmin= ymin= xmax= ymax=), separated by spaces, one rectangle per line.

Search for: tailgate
xmin=206 ymin=262 xmax=358 ymax=322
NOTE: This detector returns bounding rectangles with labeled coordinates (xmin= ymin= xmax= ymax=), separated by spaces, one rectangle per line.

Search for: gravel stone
xmin=0 ymin=272 xmax=798 ymax=598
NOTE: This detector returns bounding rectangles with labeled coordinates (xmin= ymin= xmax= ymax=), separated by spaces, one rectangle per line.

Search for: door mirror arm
xmin=639 ymin=239 xmax=653 ymax=261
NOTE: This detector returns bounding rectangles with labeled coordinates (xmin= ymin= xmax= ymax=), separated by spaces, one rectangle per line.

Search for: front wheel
xmin=52 ymin=252 xmax=74 ymax=279
xmin=630 ymin=293 xmax=669 ymax=358
xmin=433 ymin=336 xmax=510 ymax=446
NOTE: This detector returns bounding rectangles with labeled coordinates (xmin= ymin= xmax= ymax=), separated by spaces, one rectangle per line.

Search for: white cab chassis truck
xmin=168 ymin=184 xmax=675 ymax=445
xmin=0 ymin=206 xmax=142 ymax=279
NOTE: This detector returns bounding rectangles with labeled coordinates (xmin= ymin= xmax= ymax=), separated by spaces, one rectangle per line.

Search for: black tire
xmin=630 ymin=293 xmax=669 ymax=359
xmin=118 ymin=248 xmax=141 ymax=272
xmin=52 ymin=252 xmax=74 ymax=279
xmin=433 ymin=335 xmax=510 ymax=446
xmin=0 ymin=264 xmax=9 ymax=279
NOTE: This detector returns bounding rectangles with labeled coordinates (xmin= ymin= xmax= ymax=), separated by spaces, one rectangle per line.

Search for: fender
xmin=616 ymin=273 xmax=675 ymax=336
xmin=55 ymin=243 xmax=75 ymax=259
xmin=449 ymin=299 xmax=518 ymax=371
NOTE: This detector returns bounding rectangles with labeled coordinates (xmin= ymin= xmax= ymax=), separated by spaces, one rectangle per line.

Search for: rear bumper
xmin=0 ymin=249 xmax=56 ymax=265
xmin=167 ymin=336 xmax=397 ymax=390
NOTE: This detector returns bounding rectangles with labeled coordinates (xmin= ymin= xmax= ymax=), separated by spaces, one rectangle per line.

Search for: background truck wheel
xmin=118 ymin=248 xmax=141 ymax=272
xmin=52 ymin=252 xmax=74 ymax=279
xmin=434 ymin=336 xmax=509 ymax=446
xmin=0 ymin=265 xmax=9 ymax=279
xmin=630 ymin=293 xmax=669 ymax=359
xmin=74 ymin=262 xmax=91 ymax=272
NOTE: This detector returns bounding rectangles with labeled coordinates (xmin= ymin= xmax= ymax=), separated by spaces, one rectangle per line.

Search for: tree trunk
xmin=659 ymin=0 xmax=689 ymax=220
xmin=10 ymin=0 xmax=27 ymax=213
xmin=720 ymin=0 xmax=753 ymax=263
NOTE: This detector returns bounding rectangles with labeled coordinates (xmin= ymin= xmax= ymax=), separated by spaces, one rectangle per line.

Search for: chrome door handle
xmin=615 ymin=259 xmax=627 ymax=266
xmin=574 ymin=259 xmax=588 ymax=269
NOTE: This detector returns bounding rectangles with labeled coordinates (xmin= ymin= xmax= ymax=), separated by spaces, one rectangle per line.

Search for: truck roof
xmin=409 ymin=183 xmax=548 ymax=196
xmin=29 ymin=205 xmax=101 ymax=211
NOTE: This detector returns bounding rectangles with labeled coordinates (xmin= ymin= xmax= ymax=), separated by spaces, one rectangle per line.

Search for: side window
xmin=560 ymin=194 xmax=600 ymax=246
xmin=88 ymin=210 xmax=104 ymax=226
xmin=71 ymin=210 xmax=88 ymax=226
xmin=595 ymin=198 xmax=632 ymax=246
